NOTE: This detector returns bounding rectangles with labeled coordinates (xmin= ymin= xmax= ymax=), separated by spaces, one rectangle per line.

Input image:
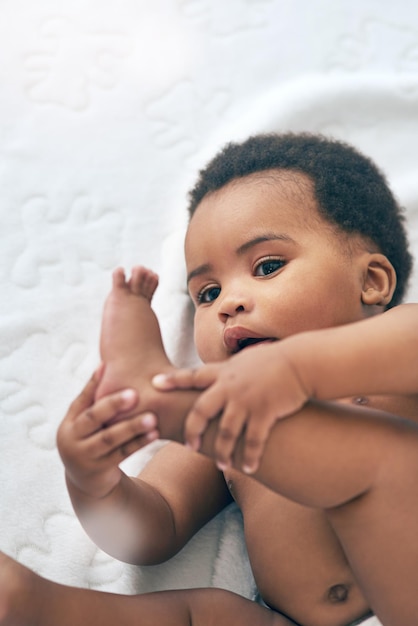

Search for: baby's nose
xmin=218 ymin=292 xmax=249 ymax=319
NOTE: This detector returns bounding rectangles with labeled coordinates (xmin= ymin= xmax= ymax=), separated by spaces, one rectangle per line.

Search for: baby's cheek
xmin=194 ymin=321 xmax=224 ymax=363
xmin=195 ymin=334 xmax=212 ymax=363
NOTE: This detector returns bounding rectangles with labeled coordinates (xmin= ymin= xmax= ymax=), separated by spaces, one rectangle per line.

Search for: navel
xmin=327 ymin=583 xmax=350 ymax=603
xmin=353 ymin=396 xmax=369 ymax=406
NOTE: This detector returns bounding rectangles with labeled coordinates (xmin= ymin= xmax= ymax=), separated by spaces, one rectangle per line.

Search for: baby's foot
xmin=96 ymin=266 xmax=168 ymax=400
xmin=95 ymin=266 xmax=199 ymax=442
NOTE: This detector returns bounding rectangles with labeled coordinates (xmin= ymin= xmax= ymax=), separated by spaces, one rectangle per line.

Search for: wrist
xmin=279 ymin=332 xmax=317 ymax=400
xmin=64 ymin=467 xmax=124 ymax=502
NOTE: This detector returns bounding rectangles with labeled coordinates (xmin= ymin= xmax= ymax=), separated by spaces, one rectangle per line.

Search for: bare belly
xmin=223 ymin=395 xmax=417 ymax=625
xmin=224 ymin=468 xmax=371 ymax=626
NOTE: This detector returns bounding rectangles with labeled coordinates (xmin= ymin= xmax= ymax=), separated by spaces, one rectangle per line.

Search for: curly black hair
xmin=188 ymin=132 xmax=413 ymax=307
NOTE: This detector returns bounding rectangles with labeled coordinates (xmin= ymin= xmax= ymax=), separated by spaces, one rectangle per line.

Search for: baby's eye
xmin=197 ymin=285 xmax=221 ymax=304
xmin=254 ymin=258 xmax=285 ymax=276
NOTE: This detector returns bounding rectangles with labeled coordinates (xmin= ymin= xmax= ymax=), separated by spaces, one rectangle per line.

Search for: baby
xmin=2 ymin=133 xmax=418 ymax=626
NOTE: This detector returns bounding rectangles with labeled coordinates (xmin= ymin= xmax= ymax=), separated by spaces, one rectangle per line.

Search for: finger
xmin=113 ymin=428 xmax=159 ymax=462
xmin=65 ymin=370 xmax=103 ymax=423
xmin=152 ymin=364 xmax=220 ymax=391
xmin=241 ymin=416 xmax=271 ymax=475
xmin=214 ymin=404 xmax=248 ymax=471
xmin=184 ymin=385 xmax=225 ymax=450
xmin=74 ymin=389 xmax=139 ymax=438
xmin=88 ymin=412 xmax=158 ymax=459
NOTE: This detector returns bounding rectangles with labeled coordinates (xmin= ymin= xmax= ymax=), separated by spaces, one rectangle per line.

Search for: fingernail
xmin=152 ymin=374 xmax=173 ymax=389
xmin=141 ymin=413 xmax=157 ymax=428
xmin=242 ymin=464 xmax=256 ymax=475
xmin=216 ymin=461 xmax=228 ymax=472
xmin=120 ymin=389 xmax=137 ymax=403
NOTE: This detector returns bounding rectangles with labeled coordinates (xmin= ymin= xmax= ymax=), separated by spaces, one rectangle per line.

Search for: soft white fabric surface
xmin=2 ymin=2 xmax=418 ymax=625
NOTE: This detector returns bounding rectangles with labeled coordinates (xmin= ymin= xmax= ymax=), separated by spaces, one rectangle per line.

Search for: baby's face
xmin=185 ymin=170 xmax=370 ymax=363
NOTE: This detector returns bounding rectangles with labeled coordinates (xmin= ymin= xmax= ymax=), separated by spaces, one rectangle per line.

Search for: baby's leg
xmin=95 ymin=267 xmax=198 ymax=442
xmin=0 ymin=551 xmax=291 ymax=626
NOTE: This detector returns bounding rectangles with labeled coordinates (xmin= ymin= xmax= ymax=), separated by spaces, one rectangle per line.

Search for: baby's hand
xmin=57 ymin=371 xmax=159 ymax=499
xmin=153 ymin=342 xmax=309 ymax=474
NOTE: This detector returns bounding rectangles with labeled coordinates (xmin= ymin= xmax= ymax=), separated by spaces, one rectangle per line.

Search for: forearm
xmin=286 ymin=304 xmax=418 ymax=401
xmin=65 ymin=471 xmax=178 ymax=565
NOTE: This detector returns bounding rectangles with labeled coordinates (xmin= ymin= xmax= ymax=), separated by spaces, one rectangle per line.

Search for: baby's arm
xmin=154 ymin=303 xmax=418 ymax=473
xmin=57 ymin=372 xmax=230 ymax=564
xmin=289 ymin=303 xmax=418 ymax=400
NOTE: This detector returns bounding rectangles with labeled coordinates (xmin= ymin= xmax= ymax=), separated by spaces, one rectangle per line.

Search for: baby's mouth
xmin=234 ymin=337 xmax=277 ymax=354
xmin=223 ymin=327 xmax=277 ymax=354
xmin=237 ymin=337 xmax=272 ymax=351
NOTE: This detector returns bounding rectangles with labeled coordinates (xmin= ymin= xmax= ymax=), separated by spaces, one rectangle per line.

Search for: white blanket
xmin=1 ymin=3 xmax=418 ymax=626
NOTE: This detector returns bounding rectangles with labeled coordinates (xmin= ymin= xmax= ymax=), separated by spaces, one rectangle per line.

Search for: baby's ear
xmin=361 ymin=253 xmax=397 ymax=307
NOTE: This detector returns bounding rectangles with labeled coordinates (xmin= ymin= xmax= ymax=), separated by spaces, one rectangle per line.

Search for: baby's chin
xmin=196 ymin=346 xmax=229 ymax=364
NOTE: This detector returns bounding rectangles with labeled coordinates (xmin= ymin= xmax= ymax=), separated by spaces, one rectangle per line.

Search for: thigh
xmin=186 ymin=588 xmax=294 ymax=626
xmin=113 ymin=588 xmax=293 ymax=626
xmin=12 ymin=556 xmax=290 ymax=626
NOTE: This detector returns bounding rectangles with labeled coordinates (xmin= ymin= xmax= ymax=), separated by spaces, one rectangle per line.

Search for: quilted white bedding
xmin=1 ymin=3 xmax=418 ymax=626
